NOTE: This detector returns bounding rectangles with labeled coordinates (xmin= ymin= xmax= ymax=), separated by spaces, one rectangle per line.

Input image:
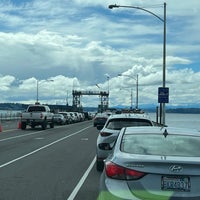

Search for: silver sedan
xmin=98 ymin=126 xmax=200 ymax=200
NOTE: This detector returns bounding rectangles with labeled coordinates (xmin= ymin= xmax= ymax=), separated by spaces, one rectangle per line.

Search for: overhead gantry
xmin=72 ymin=90 xmax=109 ymax=112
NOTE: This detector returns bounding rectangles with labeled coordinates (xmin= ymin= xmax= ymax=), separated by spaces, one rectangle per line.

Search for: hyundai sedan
xmin=98 ymin=126 xmax=200 ymax=200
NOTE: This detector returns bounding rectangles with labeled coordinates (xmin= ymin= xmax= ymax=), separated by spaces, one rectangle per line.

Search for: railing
xmin=0 ymin=112 xmax=21 ymax=122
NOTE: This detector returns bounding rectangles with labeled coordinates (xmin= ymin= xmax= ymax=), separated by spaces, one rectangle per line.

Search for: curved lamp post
xmin=36 ymin=79 xmax=54 ymax=103
xmin=105 ymin=74 xmax=110 ymax=108
xmin=118 ymin=74 xmax=139 ymax=110
xmin=109 ymin=3 xmax=166 ymax=124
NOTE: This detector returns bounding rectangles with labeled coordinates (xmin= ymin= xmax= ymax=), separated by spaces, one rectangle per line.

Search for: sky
xmin=0 ymin=0 xmax=200 ymax=109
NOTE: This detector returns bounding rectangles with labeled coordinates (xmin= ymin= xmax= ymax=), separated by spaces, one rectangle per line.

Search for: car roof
xmin=107 ymin=113 xmax=152 ymax=120
xmin=122 ymin=126 xmax=200 ymax=137
xmin=95 ymin=112 xmax=108 ymax=116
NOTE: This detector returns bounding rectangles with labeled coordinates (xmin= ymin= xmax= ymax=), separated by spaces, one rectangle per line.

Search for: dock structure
xmin=72 ymin=90 xmax=109 ymax=112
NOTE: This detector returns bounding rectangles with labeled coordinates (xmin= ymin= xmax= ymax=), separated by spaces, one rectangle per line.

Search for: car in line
xmin=96 ymin=113 xmax=154 ymax=171
xmin=58 ymin=112 xmax=73 ymax=124
xmin=93 ymin=112 xmax=109 ymax=127
xmin=98 ymin=126 xmax=200 ymax=200
xmin=53 ymin=113 xmax=67 ymax=125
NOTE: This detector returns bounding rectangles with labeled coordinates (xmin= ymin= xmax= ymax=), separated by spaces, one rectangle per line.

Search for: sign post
xmin=158 ymin=87 xmax=169 ymax=125
xmin=158 ymin=87 xmax=169 ymax=103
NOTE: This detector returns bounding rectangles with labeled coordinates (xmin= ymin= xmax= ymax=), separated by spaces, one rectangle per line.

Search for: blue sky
xmin=0 ymin=0 xmax=199 ymax=108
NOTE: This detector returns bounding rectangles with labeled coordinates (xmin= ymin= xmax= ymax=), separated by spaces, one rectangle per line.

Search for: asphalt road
xmin=0 ymin=120 xmax=101 ymax=200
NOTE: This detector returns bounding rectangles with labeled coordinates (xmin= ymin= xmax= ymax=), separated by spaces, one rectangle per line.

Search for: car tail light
xmin=100 ymin=132 xmax=112 ymax=137
xmin=105 ymin=161 xmax=146 ymax=180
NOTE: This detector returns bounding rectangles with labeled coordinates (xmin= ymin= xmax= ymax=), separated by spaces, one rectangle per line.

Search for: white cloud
xmin=0 ymin=75 xmax=15 ymax=91
xmin=0 ymin=0 xmax=199 ymax=108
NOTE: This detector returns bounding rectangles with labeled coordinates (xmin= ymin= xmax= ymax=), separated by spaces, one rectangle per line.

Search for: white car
xmin=99 ymin=126 xmax=200 ymax=200
xmin=96 ymin=113 xmax=154 ymax=171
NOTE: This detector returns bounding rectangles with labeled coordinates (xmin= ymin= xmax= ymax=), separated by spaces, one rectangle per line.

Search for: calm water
xmin=0 ymin=110 xmax=199 ymax=130
xmin=149 ymin=113 xmax=200 ymax=131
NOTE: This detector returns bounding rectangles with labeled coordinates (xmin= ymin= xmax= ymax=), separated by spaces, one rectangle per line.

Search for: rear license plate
xmin=161 ymin=176 xmax=190 ymax=192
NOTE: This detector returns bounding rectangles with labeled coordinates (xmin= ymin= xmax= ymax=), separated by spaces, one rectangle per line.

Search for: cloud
xmin=0 ymin=0 xmax=199 ymax=108
xmin=0 ymin=75 xmax=15 ymax=91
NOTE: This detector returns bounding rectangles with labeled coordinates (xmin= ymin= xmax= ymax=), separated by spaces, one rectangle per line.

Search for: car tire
xmin=96 ymin=158 xmax=104 ymax=171
xmin=31 ymin=125 xmax=35 ymax=129
xmin=41 ymin=121 xmax=47 ymax=130
xmin=21 ymin=122 xmax=26 ymax=130
xmin=50 ymin=122 xmax=54 ymax=128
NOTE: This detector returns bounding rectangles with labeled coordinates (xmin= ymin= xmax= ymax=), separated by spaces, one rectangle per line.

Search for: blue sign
xmin=158 ymin=87 xmax=169 ymax=103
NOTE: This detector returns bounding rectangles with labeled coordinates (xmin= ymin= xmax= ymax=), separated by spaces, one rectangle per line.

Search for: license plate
xmin=161 ymin=176 xmax=190 ymax=192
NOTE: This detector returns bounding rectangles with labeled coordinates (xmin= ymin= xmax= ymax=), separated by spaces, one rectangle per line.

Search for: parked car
xmin=98 ymin=126 xmax=200 ymax=200
xmin=93 ymin=112 xmax=109 ymax=127
xmin=21 ymin=104 xmax=54 ymax=130
xmin=83 ymin=112 xmax=93 ymax=120
xmin=96 ymin=113 xmax=153 ymax=171
xmin=69 ymin=112 xmax=78 ymax=123
xmin=53 ymin=114 xmax=66 ymax=125
xmin=58 ymin=112 xmax=73 ymax=124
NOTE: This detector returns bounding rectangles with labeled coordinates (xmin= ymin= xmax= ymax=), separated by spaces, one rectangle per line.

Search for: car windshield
xmin=121 ymin=134 xmax=200 ymax=157
xmin=106 ymin=118 xmax=152 ymax=130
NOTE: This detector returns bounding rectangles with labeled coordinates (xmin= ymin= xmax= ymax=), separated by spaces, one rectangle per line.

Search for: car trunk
xmin=125 ymin=156 xmax=200 ymax=199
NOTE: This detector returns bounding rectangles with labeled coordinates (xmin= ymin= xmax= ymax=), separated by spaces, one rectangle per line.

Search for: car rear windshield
xmin=121 ymin=134 xmax=200 ymax=157
xmin=28 ymin=106 xmax=46 ymax=112
xmin=106 ymin=118 xmax=152 ymax=130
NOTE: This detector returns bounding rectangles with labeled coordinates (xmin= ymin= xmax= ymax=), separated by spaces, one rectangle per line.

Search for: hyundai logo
xmin=169 ymin=165 xmax=183 ymax=172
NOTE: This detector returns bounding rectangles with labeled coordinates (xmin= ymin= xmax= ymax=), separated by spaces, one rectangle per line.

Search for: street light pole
xmin=162 ymin=2 xmax=167 ymax=125
xmin=36 ymin=79 xmax=54 ymax=103
xmin=105 ymin=74 xmax=110 ymax=108
xmin=135 ymin=74 xmax=138 ymax=110
xmin=109 ymin=3 xmax=167 ymax=124
xmin=36 ymin=80 xmax=39 ymax=103
xmin=118 ymin=74 xmax=139 ymax=110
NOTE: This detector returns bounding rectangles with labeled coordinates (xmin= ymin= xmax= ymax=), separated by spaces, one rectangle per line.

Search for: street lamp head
xmin=108 ymin=4 xmax=119 ymax=9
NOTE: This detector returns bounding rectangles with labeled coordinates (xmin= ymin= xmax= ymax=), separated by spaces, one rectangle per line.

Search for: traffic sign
xmin=158 ymin=87 xmax=169 ymax=103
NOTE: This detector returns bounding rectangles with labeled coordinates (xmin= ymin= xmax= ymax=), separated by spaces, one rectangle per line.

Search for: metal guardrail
xmin=0 ymin=112 xmax=21 ymax=122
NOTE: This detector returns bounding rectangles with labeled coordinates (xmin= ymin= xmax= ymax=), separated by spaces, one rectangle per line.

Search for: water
xmin=0 ymin=110 xmax=199 ymax=130
xmin=0 ymin=110 xmax=21 ymax=120
xmin=149 ymin=113 xmax=200 ymax=131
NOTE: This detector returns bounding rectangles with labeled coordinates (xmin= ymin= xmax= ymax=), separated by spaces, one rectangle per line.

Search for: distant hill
xmin=0 ymin=103 xmax=200 ymax=114
xmin=166 ymin=108 xmax=200 ymax=114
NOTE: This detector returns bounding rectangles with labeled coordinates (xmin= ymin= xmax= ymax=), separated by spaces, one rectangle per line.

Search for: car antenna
xmin=163 ymin=129 xmax=168 ymax=138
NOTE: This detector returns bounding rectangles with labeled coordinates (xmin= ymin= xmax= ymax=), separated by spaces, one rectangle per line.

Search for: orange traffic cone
xmin=18 ymin=121 xmax=21 ymax=129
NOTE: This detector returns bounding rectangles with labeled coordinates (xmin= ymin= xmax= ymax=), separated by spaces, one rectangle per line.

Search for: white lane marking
xmin=0 ymin=125 xmax=66 ymax=142
xmin=81 ymin=138 xmax=88 ymax=141
xmin=0 ymin=126 xmax=91 ymax=169
xmin=0 ymin=131 xmax=44 ymax=142
xmin=67 ymin=156 xmax=96 ymax=200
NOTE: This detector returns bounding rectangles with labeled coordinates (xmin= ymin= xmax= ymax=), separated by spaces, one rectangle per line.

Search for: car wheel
xmin=41 ymin=121 xmax=47 ymax=130
xmin=21 ymin=122 xmax=26 ymax=130
xmin=50 ymin=122 xmax=54 ymax=128
xmin=31 ymin=125 xmax=35 ymax=129
xmin=96 ymin=158 xmax=104 ymax=171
